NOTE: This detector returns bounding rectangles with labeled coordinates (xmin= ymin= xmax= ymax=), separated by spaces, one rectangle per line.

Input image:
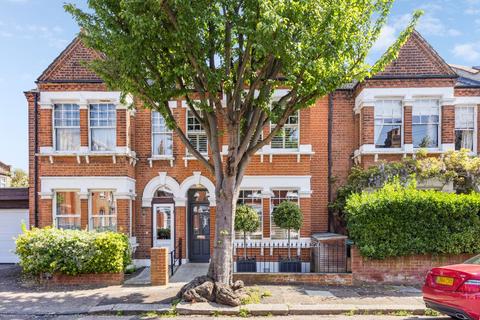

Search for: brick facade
xmin=25 ymin=30 xmax=480 ymax=269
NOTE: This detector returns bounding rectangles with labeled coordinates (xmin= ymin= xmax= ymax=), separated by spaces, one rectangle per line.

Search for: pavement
xmin=0 ymin=263 xmax=435 ymax=318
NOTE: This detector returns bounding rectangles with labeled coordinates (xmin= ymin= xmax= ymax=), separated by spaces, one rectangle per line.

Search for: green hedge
xmin=346 ymin=183 xmax=480 ymax=259
xmin=15 ymin=227 xmax=132 ymax=276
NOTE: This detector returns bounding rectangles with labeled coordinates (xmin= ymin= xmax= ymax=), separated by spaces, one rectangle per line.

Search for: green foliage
xmin=331 ymin=149 xmax=480 ymax=233
xmin=157 ymin=228 xmax=171 ymax=240
xmin=15 ymin=227 xmax=132 ymax=276
xmin=345 ymin=182 xmax=480 ymax=259
xmin=9 ymin=168 xmax=28 ymax=187
xmin=272 ymin=201 xmax=303 ymax=231
xmin=235 ymin=205 xmax=261 ymax=234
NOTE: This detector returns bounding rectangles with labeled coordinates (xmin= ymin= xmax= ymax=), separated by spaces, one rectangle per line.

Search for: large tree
xmin=66 ymin=0 xmax=420 ymax=287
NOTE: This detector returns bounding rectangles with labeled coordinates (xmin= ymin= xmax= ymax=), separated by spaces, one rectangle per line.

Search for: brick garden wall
xmin=351 ymin=246 xmax=475 ymax=285
xmin=233 ymin=272 xmax=353 ymax=286
xmin=45 ymin=272 xmax=124 ymax=286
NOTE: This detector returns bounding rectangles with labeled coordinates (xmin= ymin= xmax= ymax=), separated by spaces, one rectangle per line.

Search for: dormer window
xmin=90 ymin=104 xmax=116 ymax=151
xmin=54 ymin=104 xmax=80 ymax=151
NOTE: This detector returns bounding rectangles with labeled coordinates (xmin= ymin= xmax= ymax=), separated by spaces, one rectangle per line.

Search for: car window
xmin=464 ymin=254 xmax=480 ymax=265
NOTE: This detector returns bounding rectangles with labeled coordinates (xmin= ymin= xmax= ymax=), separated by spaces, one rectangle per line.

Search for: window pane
xmin=55 ymin=128 xmax=80 ymax=151
xmin=270 ymin=190 xmax=299 ymax=240
xmin=284 ymin=127 xmax=299 ymax=148
xmin=413 ymin=124 xmax=438 ymax=148
xmin=153 ymin=133 xmax=173 ymax=156
xmin=375 ymin=125 xmax=401 ymax=148
xmin=91 ymin=191 xmax=116 ymax=232
xmin=455 ymin=130 xmax=474 ymax=151
xmin=456 ymin=106 xmax=475 ymax=129
xmin=91 ymin=128 xmax=116 ymax=151
xmin=235 ymin=190 xmax=263 ymax=240
xmin=156 ymin=207 xmax=172 ymax=240
xmin=55 ymin=191 xmax=80 ymax=230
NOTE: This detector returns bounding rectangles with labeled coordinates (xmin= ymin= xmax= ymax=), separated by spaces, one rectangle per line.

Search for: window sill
xmin=38 ymin=148 xmax=137 ymax=165
xmin=148 ymin=155 xmax=175 ymax=167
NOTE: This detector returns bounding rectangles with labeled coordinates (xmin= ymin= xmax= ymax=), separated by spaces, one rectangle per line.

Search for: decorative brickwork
xmin=351 ymin=246 xmax=474 ymax=285
xmin=151 ymin=247 xmax=169 ymax=286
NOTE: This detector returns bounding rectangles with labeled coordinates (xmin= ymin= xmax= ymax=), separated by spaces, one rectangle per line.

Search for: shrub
xmin=235 ymin=205 xmax=261 ymax=259
xmin=345 ymin=182 xmax=480 ymax=259
xmin=15 ymin=226 xmax=132 ymax=276
xmin=272 ymin=201 xmax=303 ymax=258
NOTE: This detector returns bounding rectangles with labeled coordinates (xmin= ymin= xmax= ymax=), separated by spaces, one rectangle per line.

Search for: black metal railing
xmin=232 ymin=240 xmax=349 ymax=273
xmin=169 ymin=238 xmax=183 ymax=276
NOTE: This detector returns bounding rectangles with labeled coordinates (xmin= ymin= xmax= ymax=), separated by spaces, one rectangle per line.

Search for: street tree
xmin=66 ymin=0 xmax=421 ymax=299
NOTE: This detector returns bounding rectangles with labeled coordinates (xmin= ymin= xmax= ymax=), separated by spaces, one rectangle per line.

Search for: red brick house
xmin=24 ymin=31 xmax=480 ymax=267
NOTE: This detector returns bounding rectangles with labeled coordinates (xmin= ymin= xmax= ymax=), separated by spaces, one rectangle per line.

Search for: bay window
xmin=54 ymin=191 xmax=81 ymax=230
xmin=90 ymin=104 xmax=116 ymax=151
xmin=186 ymin=110 xmax=207 ymax=154
xmin=90 ymin=191 xmax=117 ymax=232
xmin=271 ymin=112 xmax=299 ymax=149
xmin=374 ymin=100 xmax=402 ymax=148
xmin=54 ymin=104 xmax=80 ymax=151
xmin=413 ymin=99 xmax=440 ymax=148
xmin=270 ymin=190 xmax=299 ymax=240
xmin=152 ymin=111 xmax=173 ymax=156
xmin=235 ymin=190 xmax=263 ymax=240
xmin=455 ymin=106 xmax=475 ymax=151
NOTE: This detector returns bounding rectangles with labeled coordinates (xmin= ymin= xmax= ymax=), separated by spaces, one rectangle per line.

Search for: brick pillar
xmin=80 ymin=198 xmax=89 ymax=230
xmin=116 ymin=109 xmax=127 ymax=147
xmin=151 ymin=247 xmax=169 ymax=286
xmin=361 ymin=106 xmax=374 ymax=145
xmin=262 ymin=196 xmax=270 ymax=238
xmin=116 ymin=198 xmax=130 ymax=235
xmin=40 ymin=198 xmax=53 ymax=228
xmin=441 ymin=105 xmax=455 ymax=144
xmin=299 ymin=197 xmax=311 ymax=238
xmin=80 ymin=107 xmax=89 ymax=147
xmin=403 ymin=105 xmax=412 ymax=145
xmin=40 ymin=108 xmax=53 ymax=147
xmin=175 ymin=206 xmax=187 ymax=259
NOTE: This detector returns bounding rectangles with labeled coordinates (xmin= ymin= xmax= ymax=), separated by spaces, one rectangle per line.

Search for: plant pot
xmin=279 ymin=257 xmax=302 ymax=273
xmin=236 ymin=257 xmax=257 ymax=272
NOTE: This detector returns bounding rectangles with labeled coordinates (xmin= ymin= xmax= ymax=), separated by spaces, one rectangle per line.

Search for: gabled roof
xmin=450 ymin=64 xmax=480 ymax=87
xmin=374 ymin=30 xmax=457 ymax=79
xmin=37 ymin=36 xmax=104 ymax=83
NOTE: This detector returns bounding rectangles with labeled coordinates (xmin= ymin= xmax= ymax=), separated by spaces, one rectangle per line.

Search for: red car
xmin=423 ymin=255 xmax=480 ymax=320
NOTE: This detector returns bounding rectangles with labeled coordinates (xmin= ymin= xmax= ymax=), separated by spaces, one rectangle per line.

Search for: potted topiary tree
xmin=234 ymin=205 xmax=261 ymax=272
xmin=272 ymin=201 xmax=303 ymax=272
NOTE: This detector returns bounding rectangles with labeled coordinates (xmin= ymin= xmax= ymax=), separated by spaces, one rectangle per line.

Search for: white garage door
xmin=0 ymin=209 xmax=29 ymax=263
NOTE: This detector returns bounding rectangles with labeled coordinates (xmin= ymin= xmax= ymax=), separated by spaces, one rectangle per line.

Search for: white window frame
xmin=151 ymin=111 xmax=173 ymax=156
xmin=0 ymin=176 xmax=6 ymax=188
xmin=455 ymin=105 xmax=477 ymax=153
xmin=89 ymin=103 xmax=117 ymax=152
xmin=374 ymin=100 xmax=403 ymax=149
xmin=53 ymin=190 xmax=81 ymax=230
xmin=89 ymin=190 xmax=117 ymax=232
xmin=235 ymin=189 xmax=263 ymax=240
xmin=269 ymin=189 xmax=300 ymax=240
xmin=270 ymin=111 xmax=300 ymax=150
xmin=186 ymin=109 xmax=208 ymax=155
xmin=53 ymin=103 xmax=81 ymax=152
xmin=412 ymin=99 xmax=441 ymax=150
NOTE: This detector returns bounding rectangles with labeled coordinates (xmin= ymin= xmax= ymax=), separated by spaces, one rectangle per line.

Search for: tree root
xmin=176 ymin=276 xmax=246 ymax=306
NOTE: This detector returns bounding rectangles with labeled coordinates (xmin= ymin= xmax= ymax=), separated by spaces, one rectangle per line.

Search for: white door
xmin=0 ymin=209 xmax=29 ymax=263
xmin=152 ymin=204 xmax=175 ymax=252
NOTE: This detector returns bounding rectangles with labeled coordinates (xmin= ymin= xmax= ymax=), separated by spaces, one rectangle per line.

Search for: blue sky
xmin=0 ymin=0 xmax=479 ymax=171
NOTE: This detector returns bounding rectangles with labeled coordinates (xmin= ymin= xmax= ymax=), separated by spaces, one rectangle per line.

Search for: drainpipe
xmin=327 ymin=93 xmax=334 ymax=232
xmin=33 ymin=91 xmax=39 ymax=227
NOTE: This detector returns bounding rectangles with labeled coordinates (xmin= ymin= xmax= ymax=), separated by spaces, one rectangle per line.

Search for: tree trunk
xmin=207 ymin=175 xmax=237 ymax=285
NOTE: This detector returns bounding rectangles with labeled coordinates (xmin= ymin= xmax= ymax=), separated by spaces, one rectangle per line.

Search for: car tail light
xmin=425 ymin=271 xmax=434 ymax=287
xmin=458 ymin=280 xmax=480 ymax=293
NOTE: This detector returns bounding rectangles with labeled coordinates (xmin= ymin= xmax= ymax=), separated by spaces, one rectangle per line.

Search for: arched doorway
xmin=152 ymin=187 xmax=175 ymax=252
xmin=188 ymin=188 xmax=210 ymax=262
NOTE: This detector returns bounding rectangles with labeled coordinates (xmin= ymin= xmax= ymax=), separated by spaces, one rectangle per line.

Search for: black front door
xmin=188 ymin=199 xmax=210 ymax=262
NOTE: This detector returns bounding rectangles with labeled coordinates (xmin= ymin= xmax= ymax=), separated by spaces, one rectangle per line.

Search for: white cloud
xmin=371 ymin=25 xmax=397 ymax=53
xmin=0 ymin=22 xmax=68 ymax=48
xmin=452 ymin=43 xmax=480 ymax=62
